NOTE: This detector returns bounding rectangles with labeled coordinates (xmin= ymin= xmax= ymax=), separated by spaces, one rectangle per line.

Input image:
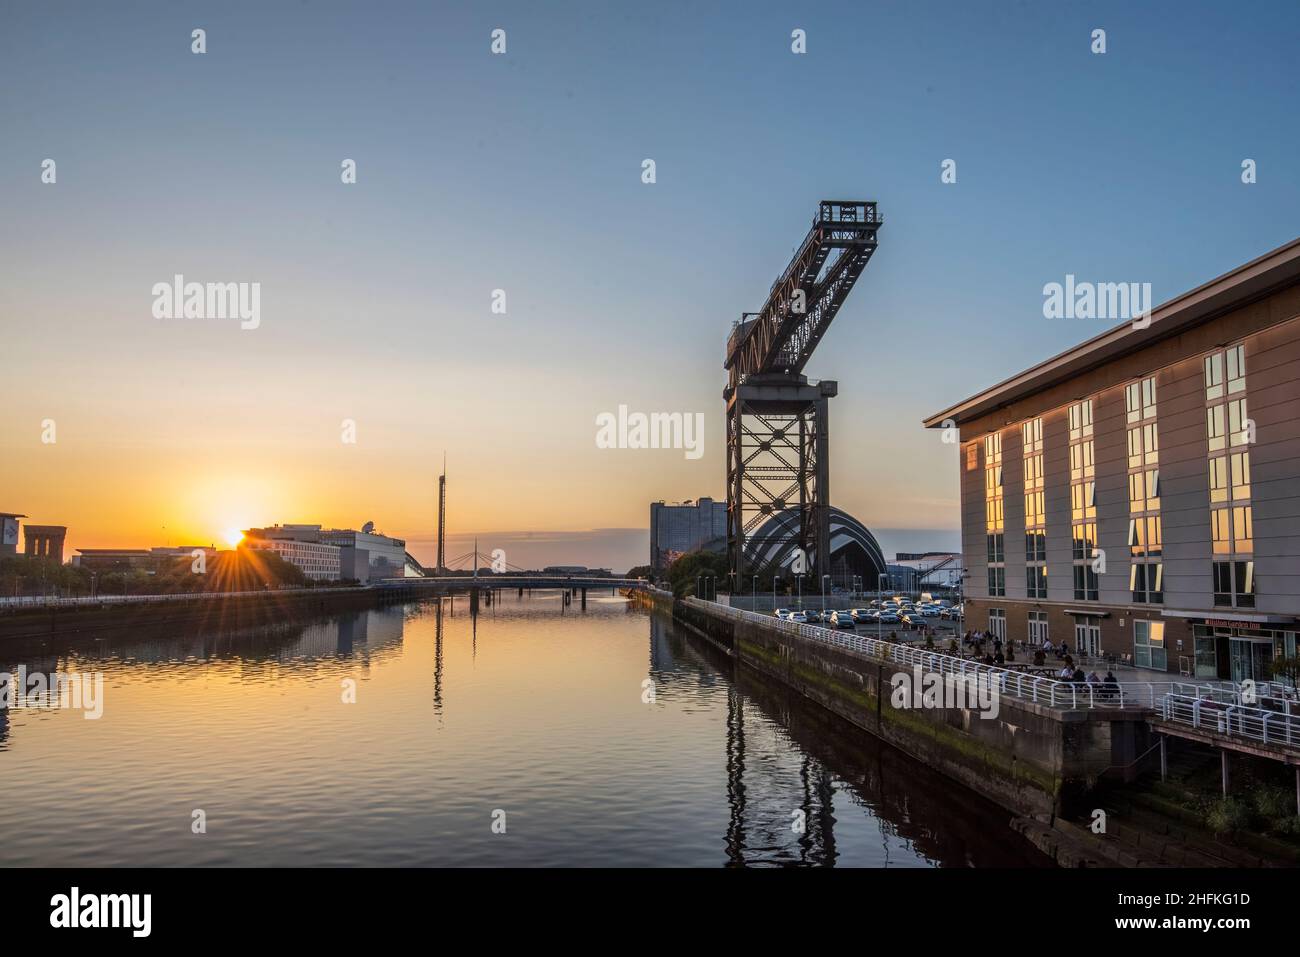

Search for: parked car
xmin=848 ymin=608 xmax=873 ymax=622
xmin=876 ymin=611 xmax=900 ymax=624
xmin=829 ymin=611 xmax=856 ymax=630
xmin=788 ymin=611 xmax=809 ymax=624
xmin=774 ymin=607 xmax=792 ymax=619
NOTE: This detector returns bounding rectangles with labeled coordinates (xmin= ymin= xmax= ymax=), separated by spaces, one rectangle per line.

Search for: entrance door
xmin=1075 ymin=619 xmax=1101 ymax=658
xmin=1229 ymin=638 xmax=1274 ymax=683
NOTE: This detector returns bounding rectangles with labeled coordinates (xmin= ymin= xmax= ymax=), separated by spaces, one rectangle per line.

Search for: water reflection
xmin=0 ymin=594 xmax=1046 ymax=867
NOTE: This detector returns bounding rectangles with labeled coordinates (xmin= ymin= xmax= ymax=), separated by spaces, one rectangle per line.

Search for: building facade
xmin=243 ymin=523 xmax=419 ymax=582
xmin=242 ymin=538 xmax=341 ymax=581
xmin=649 ymin=498 xmax=728 ymax=570
xmin=925 ymin=239 xmax=1300 ymax=680
xmin=23 ymin=525 xmax=67 ymax=563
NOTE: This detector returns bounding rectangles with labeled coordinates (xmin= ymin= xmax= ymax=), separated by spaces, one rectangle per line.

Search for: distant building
xmin=0 ymin=513 xmax=26 ymax=557
xmin=242 ymin=536 xmax=341 ymax=581
xmin=318 ymin=524 xmax=418 ymax=581
xmin=746 ymin=507 xmax=887 ymax=591
xmin=73 ymin=549 xmax=155 ymax=571
xmin=242 ymin=522 xmax=421 ymax=582
xmin=650 ymin=498 xmax=727 ymax=570
xmin=892 ymin=552 xmax=964 ymax=590
xmin=542 ymin=566 xmax=613 ymax=576
xmin=72 ymin=546 xmax=218 ymax=572
xmin=23 ymin=525 xmax=67 ymax=564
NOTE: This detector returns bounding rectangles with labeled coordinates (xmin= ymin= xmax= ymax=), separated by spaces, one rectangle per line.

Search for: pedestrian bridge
xmin=372 ymin=576 xmax=644 ymax=592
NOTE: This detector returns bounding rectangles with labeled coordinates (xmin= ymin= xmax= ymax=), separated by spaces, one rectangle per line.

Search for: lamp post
xmin=773 ymin=575 xmax=778 ymax=612
xmin=752 ymin=575 xmax=757 ymax=612
xmin=821 ymin=574 xmax=830 ymax=616
xmin=796 ymin=574 xmax=803 ymax=610
xmin=877 ymin=572 xmax=888 ymax=642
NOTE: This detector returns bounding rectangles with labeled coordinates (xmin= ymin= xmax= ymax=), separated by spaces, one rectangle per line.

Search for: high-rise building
xmin=649 ymin=498 xmax=727 ymax=570
xmin=924 ymin=238 xmax=1300 ymax=680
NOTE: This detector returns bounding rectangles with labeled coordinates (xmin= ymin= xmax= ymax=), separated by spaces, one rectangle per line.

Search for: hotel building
xmin=924 ymin=239 xmax=1300 ymax=681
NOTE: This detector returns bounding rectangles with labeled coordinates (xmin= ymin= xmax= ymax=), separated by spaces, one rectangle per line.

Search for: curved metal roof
xmin=744 ymin=507 xmax=886 ymax=577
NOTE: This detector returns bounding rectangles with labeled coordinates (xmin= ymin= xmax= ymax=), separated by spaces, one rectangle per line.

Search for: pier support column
xmin=581 ymin=588 xmax=587 ymax=608
xmin=1221 ymin=750 xmax=1230 ymax=796
xmin=1159 ymin=736 xmax=1167 ymax=782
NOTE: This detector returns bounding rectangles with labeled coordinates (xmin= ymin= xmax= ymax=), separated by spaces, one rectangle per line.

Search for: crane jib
xmin=725 ymin=200 xmax=881 ymax=381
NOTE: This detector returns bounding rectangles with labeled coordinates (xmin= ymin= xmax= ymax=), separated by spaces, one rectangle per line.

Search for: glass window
xmin=1228 ymin=398 xmax=1249 ymax=446
xmin=1212 ymin=508 xmax=1232 ymax=555
xmin=1143 ymin=423 xmax=1159 ymax=464
xmin=1134 ymin=620 xmax=1167 ymax=670
xmin=1232 ymin=505 xmax=1253 ymax=553
xmin=1142 ymin=376 xmax=1157 ymax=417
xmin=1209 ymin=456 xmax=1228 ymax=503
xmin=1205 ymin=353 xmax=1224 ymax=401
xmin=1226 ymin=344 xmax=1245 ymax=395
xmin=1214 ymin=561 xmax=1233 ymax=605
xmin=1230 ymin=451 xmax=1251 ymax=499
xmin=1207 ymin=405 xmax=1226 ymax=452
xmin=1146 ymin=515 xmax=1162 ymax=556
xmin=1145 ymin=469 xmax=1160 ymax=510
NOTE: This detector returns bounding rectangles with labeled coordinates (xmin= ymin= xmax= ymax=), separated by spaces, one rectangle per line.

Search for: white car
xmin=788 ymin=611 xmax=810 ymax=624
xmin=774 ymin=607 xmax=792 ymax=618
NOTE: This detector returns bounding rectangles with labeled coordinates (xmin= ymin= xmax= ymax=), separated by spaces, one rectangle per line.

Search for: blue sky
xmin=2 ymin=1 xmax=1297 ymax=569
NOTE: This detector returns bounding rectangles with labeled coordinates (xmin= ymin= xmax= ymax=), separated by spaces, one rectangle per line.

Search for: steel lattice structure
xmin=724 ymin=201 xmax=881 ymax=587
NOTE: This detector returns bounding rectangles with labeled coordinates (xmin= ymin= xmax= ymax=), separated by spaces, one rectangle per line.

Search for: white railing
xmin=1162 ymin=694 xmax=1300 ymax=747
xmin=685 ymin=597 xmax=1211 ymax=711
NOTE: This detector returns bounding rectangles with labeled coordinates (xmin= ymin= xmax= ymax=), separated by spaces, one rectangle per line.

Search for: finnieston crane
xmin=724 ymin=200 xmax=882 ymax=589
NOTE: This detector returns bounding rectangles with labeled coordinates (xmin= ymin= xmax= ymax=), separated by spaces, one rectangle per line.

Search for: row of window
xmin=975 ymin=345 xmax=1259 ymax=610
xmin=1205 ymin=345 xmax=1254 ymax=608
xmin=982 ymin=608 xmax=1167 ymax=670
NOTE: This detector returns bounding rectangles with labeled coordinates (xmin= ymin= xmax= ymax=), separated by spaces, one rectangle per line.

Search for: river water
xmin=0 ymin=593 xmax=1047 ymax=867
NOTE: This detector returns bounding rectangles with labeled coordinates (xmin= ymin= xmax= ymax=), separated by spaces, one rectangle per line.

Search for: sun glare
xmin=225 ymin=528 xmax=244 ymax=547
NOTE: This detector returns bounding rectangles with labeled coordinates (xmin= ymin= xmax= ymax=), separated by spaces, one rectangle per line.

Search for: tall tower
xmin=724 ymin=201 xmax=880 ymax=587
xmin=436 ymin=454 xmax=446 ymax=575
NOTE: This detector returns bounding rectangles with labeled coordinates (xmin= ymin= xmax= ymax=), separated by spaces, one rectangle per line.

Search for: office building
xmin=924 ymin=239 xmax=1300 ymax=679
xmin=649 ymin=498 xmax=728 ymax=570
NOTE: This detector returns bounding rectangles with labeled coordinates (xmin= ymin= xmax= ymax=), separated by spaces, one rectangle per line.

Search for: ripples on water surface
xmin=0 ymin=593 xmax=1046 ymax=867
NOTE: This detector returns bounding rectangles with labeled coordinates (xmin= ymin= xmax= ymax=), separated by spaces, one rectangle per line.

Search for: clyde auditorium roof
xmin=744 ymin=507 xmax=886 ymax=577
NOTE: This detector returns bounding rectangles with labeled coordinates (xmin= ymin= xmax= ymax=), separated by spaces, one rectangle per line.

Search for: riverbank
xmin=632 ymin=588 xmax=1300 ymax=867
xmin=0 ymin=586 xmax=397 ymax=641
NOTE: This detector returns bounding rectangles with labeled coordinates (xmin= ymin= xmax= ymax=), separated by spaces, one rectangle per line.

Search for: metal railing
xmin=0 ymin=586 xmax=370 ymax=612
xmin=685 ymin=598 xmax=1205 ymax=710
xmin=1161 ymin=693 xmax=1300 ymax=747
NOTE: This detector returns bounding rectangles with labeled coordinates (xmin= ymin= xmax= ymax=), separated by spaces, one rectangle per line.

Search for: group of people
xmin=961 ymin=630 xmax=1012 ymax=666
xmin=952 ymin=633 xmax=1122 ymax=697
